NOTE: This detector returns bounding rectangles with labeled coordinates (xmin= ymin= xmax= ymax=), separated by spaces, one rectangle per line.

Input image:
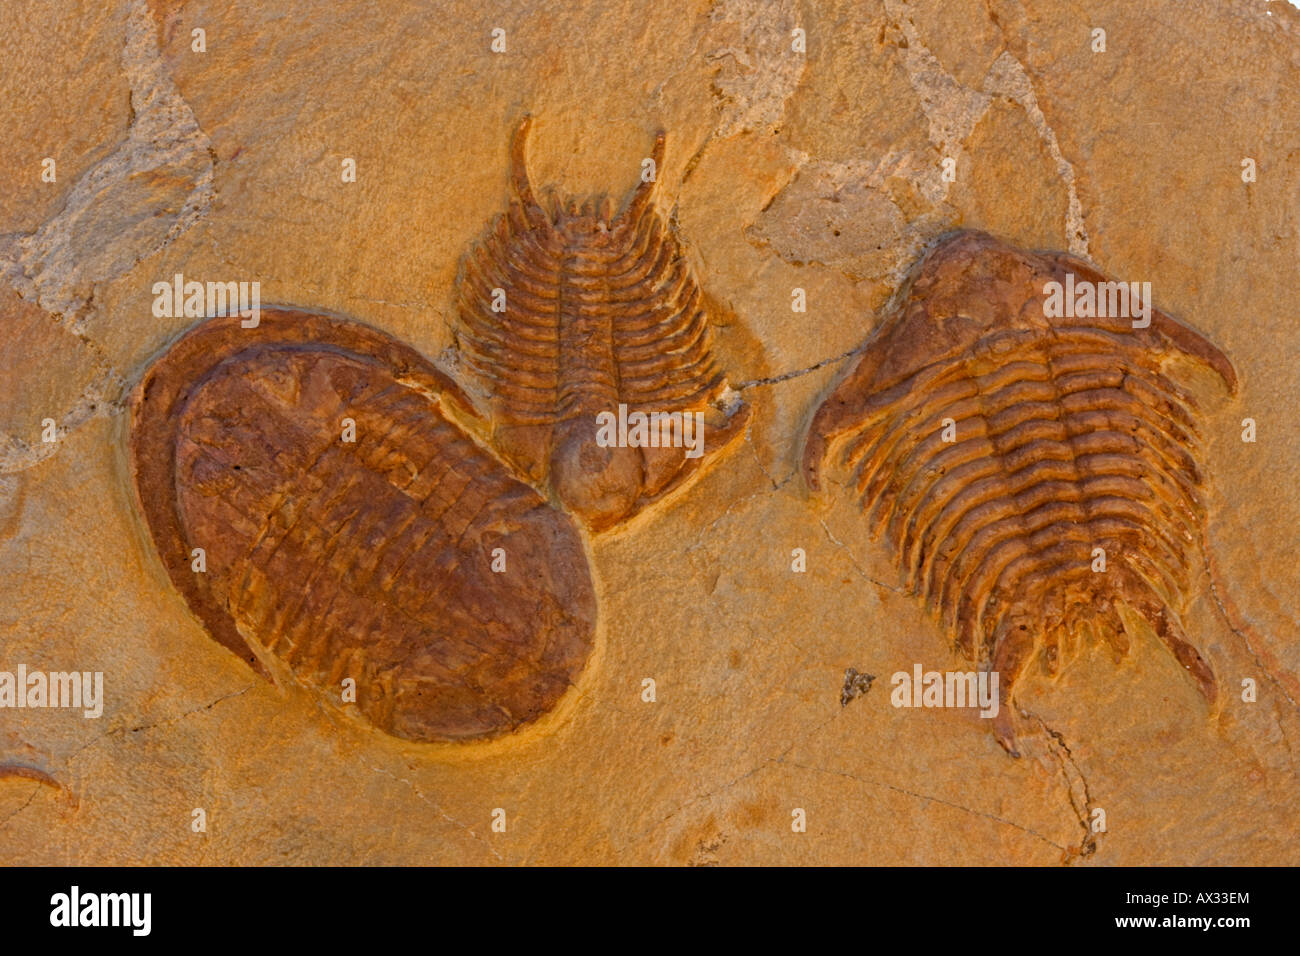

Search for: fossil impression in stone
xmin=803 ymin=231 xmax=1237 ymax=755
xmin=453 ymin=117 xmax=750 ymax=531
xmin=129 ymin=310 xmax=597 ymax=743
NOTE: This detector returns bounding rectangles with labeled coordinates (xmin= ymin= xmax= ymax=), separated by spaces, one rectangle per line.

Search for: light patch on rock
xmin=750 ymin=0 xmax=1092 ymax=294
xmin=884 ymin=0 xmax=1089 ymax=255
xmin=747 ymin=152 xmax=956 ymax=289
xmin=706 ymin=0 xmax=807 ymax=137
xmin=882 ymin=0 xmax=992 ymax=205
xmin=1 ymin=0 xmax=214 ymax=328
xmin=984 ymin=52 xmax=1091 ymax=257
xmin=747 ymin=159 xmax=905 ymax=280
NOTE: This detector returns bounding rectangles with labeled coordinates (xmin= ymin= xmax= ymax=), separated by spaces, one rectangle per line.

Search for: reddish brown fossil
xmin=454 ymin=117 xmax=750 ymax=531
xmin=129 ymin=310 xmax=597 ymax=743
xmin=126 ymin=119 xmax=761 ymax=743
xmin=804 ymin=231 xmax=1237 ymax=755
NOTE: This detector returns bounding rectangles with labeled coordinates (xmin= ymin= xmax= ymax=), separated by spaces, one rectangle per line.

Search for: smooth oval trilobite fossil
xmin=804 ymin=231 xmax=1237 ymax=755
xmin=453 ymin=117 xmax=750 ymax=531
xmin=129 ymin=309 xmax=597 ymax=743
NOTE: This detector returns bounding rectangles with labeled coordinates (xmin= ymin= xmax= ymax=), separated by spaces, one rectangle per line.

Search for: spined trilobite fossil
xmin=803 ymin=231 xmax=1237 ymax=755
xmin=129 ymin=120 xmax=748 ymax=743
xmin=453 ymin=117 xmax=750 ymax=531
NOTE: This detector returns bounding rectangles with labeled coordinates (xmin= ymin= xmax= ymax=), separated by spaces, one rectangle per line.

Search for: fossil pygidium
xmin=129 ymin=310 xmax=597 ymax=743
xmin=453 ymin=117 xmax=750 ymax=531
xmin=803 ymin=231 xmax=1237 ymax=755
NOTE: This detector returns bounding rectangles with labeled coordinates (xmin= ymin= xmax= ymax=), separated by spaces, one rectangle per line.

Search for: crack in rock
xmin=365 ymin=763 xmax=503 ymax=863
xmin=626 ymin=706 xmax=848 ymax=846
xmin=67 ymin=686 xmax=253 ymax=759
xmin=1028 ymin=713 xmax=1099 ymax=861
xmin=734 ymin=346 xmax=858 ymax=390
xmin=1204 ymin=547 xmax=1299 ymax=709
xmin=0 ymin=783 xmax=43 ymax=830
xmin=777 ymin=757 xmax=1070 ymax=855
xmin=817 ymin=517 xmax=905 ymax=594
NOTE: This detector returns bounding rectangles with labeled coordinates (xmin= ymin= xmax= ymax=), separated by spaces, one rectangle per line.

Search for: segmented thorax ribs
xmin=455 ymin=117 xmax=749 ymax=531
xmin=804 ymin=231 xmax=1237 ymax=754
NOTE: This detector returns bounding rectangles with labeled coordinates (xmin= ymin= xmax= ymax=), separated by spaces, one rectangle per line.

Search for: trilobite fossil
xmin=453 ymin=116 xmax=750 ymax=531
xmin=129 ymin=119 xmax=755 ymax=742
xmin=804 ymin=231 xmax=1237 ymax=755
xmin=130 ymin=309 xmax=597 ymax=743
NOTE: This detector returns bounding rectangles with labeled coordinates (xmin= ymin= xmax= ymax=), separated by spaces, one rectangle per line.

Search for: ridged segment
xmin=129 ymin=310 xmax=597 ymax=743
xmin=803 ymin=231 xmax=1236 ymax=755
xmin=453 ymin=117 xmax=748 ymax=530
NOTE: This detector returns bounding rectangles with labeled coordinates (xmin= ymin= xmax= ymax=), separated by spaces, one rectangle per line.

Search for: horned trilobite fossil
xmin=803 ymin=230 xmax=1237 ymax=755
xmin=453 ymin=116 xmax=750 ymax=531
xmin=129 ymin=119 xmax=750 ymax=742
